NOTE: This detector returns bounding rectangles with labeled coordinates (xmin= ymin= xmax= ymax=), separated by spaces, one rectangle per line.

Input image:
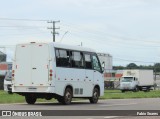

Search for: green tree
xmin=113 ymin=66 xmax=125 ymax=70
xmin=154 ymin=63 xmax=160 ymax=72
xmin=126 ymin=63 xmax=138 ymax=69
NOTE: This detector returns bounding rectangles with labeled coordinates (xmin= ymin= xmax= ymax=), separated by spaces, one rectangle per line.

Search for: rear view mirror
xmin=101 ymin=61 xmax=105 ymax=73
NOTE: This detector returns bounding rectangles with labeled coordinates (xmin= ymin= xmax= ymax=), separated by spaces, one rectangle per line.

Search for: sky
xmin=0 ymin=0 xmax=160 ymax=66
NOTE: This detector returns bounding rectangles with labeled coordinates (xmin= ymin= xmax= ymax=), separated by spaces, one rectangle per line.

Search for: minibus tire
xmin=62 ymin=88 xmax=72 ymax=105
xmin=121 ymin=90 xmax=125 ymax=93
xmin=57 ymin=97 xmax=63 ymax=103
xmin=8 ymin=91 xmax=13 ymax=94
xmin=89 ymin=88 xmax=99 ymax=104
xmin=25 ymin=96 xmax=37 ymax=104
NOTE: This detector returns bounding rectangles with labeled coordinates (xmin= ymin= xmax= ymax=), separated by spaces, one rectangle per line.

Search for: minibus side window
xmin=56 ymin=49 xmax=70 ymax=67
xmin=84 ymin=54 xmax=92 ymax=69
xmin=71 ymin=51 xmax=84 ymax=68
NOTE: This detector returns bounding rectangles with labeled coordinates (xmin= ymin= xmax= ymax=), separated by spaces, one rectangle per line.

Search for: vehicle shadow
xmin=22 ymin=101 xmax=105 ymax=106
xmin=35 ymin=102 xmax=93 ymax=106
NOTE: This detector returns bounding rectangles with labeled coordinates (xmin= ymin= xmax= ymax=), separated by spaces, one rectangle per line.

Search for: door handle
xmin=32 ymin=68 xmax=36 ymax=69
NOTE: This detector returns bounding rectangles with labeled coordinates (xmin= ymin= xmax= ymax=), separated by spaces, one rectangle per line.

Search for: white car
xmin=4 ymin=70 xmax=12 ymax=94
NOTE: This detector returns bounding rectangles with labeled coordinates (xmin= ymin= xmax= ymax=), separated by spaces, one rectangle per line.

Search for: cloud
xmin=0 ymin=0 xmax=160 ymax=65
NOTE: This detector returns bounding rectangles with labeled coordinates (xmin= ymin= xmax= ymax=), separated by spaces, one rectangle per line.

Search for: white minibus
xmin=12 ymin=42 xmax=104 ymax=104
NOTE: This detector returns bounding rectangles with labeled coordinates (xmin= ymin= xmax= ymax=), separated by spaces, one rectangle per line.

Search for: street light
xmin=60 ymin=31 xmax=69 ymax=43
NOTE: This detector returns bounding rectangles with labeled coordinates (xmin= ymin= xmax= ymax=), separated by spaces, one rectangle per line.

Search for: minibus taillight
xmin=49 ymin=69 xmax=52 ymax=80
xmin=12 ymin=70 xmax=15 ymax=80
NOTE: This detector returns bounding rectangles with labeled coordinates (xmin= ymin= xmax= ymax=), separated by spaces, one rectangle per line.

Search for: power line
xmin=0 ymin=31 xmax=49 ymax=37
xmin=0 ymin=45 xmax=15 ymax=47
xmin=61 ymin=23 xmax=160 ymax=44
xmin=0 ymin=19 xmax=159 ymax=48
xmin=47 ymin=21 xmax=60 ymax=42
xmin=0 ymin=18 xmax=48 ymax=21
xmin=0 ymin=26 xmax=46 ymax=28
xmin=0 ymin=26 xmax=47 ymax=30
xmin=65 ymin=30 xmax=160 ymax=49
xmin=114 ymin=57 xmax=156 ymax=64
xmin=0 ymin=18 xmax=159 ymax=44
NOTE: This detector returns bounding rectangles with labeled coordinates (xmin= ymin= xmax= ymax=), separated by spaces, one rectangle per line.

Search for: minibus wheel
xmin=121 ymin=90 xmax=125 ymax=93
xmin=62 ymin=88 xmax=72 ymax=105
xmin=25 ymin=96 xmax=37 ymax=104
xmin=89 ymin=88 xmax=99 ymax=104
xmin=8 ymin=91 xmax=13 ymax=94
xmin=57 ymin=96 xmax=63 ymax=103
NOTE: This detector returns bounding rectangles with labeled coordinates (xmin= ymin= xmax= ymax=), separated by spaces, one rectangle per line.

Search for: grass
xmin=0 ymin=91 xmax=56 ymax=104
xmin=100 ymin=89 xmax=160 ymax=99
xmin=1 ymin=90 xmax=160 ymax=104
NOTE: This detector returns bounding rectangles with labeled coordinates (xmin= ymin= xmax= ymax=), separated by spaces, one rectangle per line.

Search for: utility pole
xmin=47 ymin=20 xmax=60 ymax=42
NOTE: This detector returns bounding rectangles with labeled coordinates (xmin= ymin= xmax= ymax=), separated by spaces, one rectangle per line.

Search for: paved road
xmin=0 ymin=98 xmax=160 ymax=119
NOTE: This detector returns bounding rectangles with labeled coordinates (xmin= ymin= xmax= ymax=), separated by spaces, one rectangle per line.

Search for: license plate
xmin=27 ymin=87 xmax=37 ymax=91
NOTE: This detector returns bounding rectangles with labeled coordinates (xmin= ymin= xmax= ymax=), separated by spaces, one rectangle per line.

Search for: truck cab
xmin=120 ymin=76 xmax=139 ymax=92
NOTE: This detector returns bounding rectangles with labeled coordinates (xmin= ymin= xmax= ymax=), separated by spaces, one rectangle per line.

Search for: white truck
xmin=4 ymin=70 xmax=12 ymax=94
xmin=120 ymin=70 xmax=154 ymax=92
xmin=12 ymin=42 xmax=104 ymax=105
